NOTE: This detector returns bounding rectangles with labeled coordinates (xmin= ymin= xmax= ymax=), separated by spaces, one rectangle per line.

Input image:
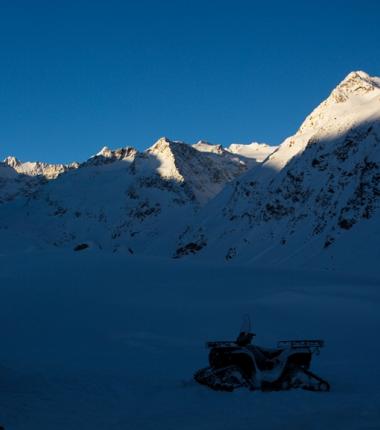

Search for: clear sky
xmin=1 ymin=0 xmax=380 ymax=163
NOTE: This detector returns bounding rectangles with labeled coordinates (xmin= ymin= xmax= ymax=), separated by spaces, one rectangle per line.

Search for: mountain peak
xmin=96 ymin=146 xmax=112 ymax=157
xmin=192 ymin=141 xmax=224 ymax=154
xmin=331 ymin=70 xmax=380 ymax=103
xmin=148 ymin=137 xmax=187 ymax=153
xmin=344 ymin=70 xmax=370 ymax=81
xmin=4 ymin=156 xmax=21 ymax=168
xmin=90 ymin=146 xmax=137 ymax=164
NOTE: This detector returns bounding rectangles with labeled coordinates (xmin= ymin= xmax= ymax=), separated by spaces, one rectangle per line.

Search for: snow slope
xmin=0 ymin=157 xmax=78 ymax=205
xmin=0 ymin=161 xmax=42 ymax=204
xmin=227 ymin=142 xmax=275 ymax=162
xmin=194 ymin=140 xmax=275 ymax=169
xmin=0 ymin=252 xmax=378 ymax=429
xmin=175 ymin=71 xmax=380 ymax=275
xmin=0 ymin=137 xmax=265 ymax=254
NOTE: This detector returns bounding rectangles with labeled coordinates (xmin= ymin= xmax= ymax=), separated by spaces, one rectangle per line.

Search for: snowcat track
xmin=194 ymin=366 xmax=252 ymax=392
xmin=296 ymin=367 xmax=330 ymax=392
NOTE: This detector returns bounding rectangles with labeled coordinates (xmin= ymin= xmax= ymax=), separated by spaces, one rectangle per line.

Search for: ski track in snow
xmin=0 ymin=252 xmax=379 ymax=429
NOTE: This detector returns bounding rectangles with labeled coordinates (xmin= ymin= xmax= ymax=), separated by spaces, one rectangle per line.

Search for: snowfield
xmin=0 ymin=251 xmax=379 ymax=429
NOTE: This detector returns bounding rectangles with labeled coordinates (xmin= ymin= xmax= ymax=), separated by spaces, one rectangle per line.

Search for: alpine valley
xmin=1 ymin=72 xmax=380 ymax=430
xmin=1 ymin=71 xmax=379 ymax=276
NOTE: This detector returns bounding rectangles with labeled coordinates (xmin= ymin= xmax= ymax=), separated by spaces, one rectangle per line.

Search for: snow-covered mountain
xmin=175 ymin=71 xmax=380 ymax=275
xmin=193 ymin=140 xmax=274 ymax=170
xmin=3 ymin=156 xmax=78 ymax=179
xmin=0 ymin=156 xmax=78 ymax=204
xmin=227 ymin=142 xmax=274 ymax=162
xmin=1 ymin=70 xmax=379 ymax=275
xmin=0 ymin=137 xmax=271 ymax=254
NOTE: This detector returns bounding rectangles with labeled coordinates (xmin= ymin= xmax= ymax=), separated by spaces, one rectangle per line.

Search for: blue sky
xmin=1 ymin=0 xmax=380 ymax=163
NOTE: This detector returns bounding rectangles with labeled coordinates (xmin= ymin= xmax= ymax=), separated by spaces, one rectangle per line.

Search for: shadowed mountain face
xmin=0 ymin=156 xmax=79 ymax=204
xmin=174 ymin=71 xmax=380 ymax=274
xmin=1 ymin=71 xmax=379 ymax=275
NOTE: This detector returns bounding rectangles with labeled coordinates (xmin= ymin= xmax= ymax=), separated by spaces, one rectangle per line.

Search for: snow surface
xmin=227 ymin=142 xmax=275 ymax=162
xmin=0 ymin=251 xmax=379 ymax=430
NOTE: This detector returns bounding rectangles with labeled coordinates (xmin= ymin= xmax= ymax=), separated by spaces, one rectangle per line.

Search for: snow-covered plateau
xmin=0 ymin=71 xmax=379 ymax=429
